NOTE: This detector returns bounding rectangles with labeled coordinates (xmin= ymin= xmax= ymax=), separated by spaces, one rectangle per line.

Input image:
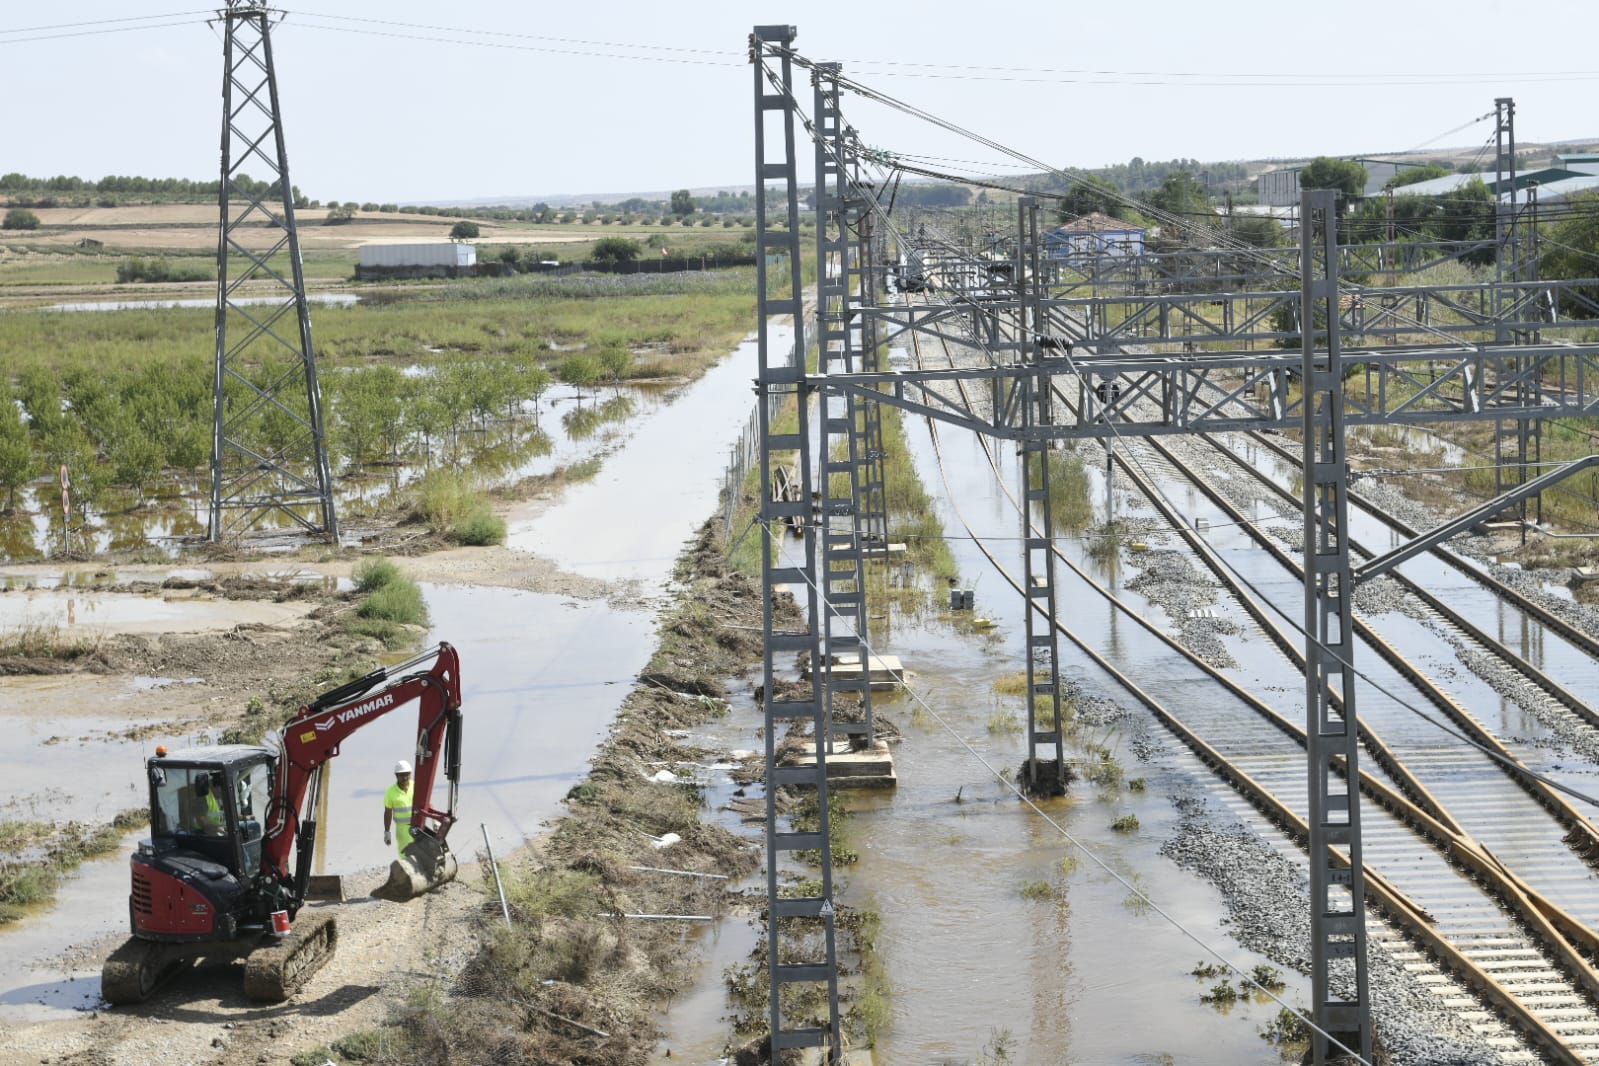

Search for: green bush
xmin=413 ymin=469 xmax=471 ymax=534
xmin=411 ymin=469 xmax=502 ymax=543
xmin=0 ymin=864 xmax=57 ymax=922
xmin=116 ymin=257 xmax=211 ymax=284
xmin=352 ymin=556 xmax=401 ymax=593
xmin=591 ymin=236 xmax=642 ymax=263
xmin=2 ymin=208 xmax=40 ymax=231
xmin=453 ymin=505 xmax=505 ymax=546
xmin=357 ymin=580 xmax=427 ymax=626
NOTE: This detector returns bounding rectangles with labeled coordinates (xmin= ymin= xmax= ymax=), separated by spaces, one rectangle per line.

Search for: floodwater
xmin=512 ymin=328 xmax=787 ymax=585
xmin=657 ymin=409 xmax=1305 ymax=1063
xmin=1211 ymin=435 xmax=1599 ymax=755
xmin=47 ymin=294 xmax=360 ymax=313
xmin=804 ymin=418 xmax=1304 ymax=1064
xmin=0 ymin=587 xmax=317 ymax=633
xmin=0 ymin=378 xmax=653 ymax=563
xmin=0 ymin=334 xmax=766 ymax=1023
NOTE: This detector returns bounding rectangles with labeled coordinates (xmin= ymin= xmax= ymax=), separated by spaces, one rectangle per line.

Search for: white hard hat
xmin=394 ymin=760 xmax=412 ymax=775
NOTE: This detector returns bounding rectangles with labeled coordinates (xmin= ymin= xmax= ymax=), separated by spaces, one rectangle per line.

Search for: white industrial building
xmin=356 ymin=242 xmax=477 ymax=279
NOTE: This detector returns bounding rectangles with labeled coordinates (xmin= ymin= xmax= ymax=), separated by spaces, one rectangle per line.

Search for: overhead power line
xmin=0 ymin=16 xmax=210 ymax=46
xmin=0 ymin=11 xmax=213 ymax=34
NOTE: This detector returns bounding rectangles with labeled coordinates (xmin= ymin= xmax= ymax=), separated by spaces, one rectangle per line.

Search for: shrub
xmin=2 ymin=208 xmax=40 ymax=230
xmin=1261 ymin=1007 xmax=1310 ymax=1049
xmin=357 ymin=579 xmax=428 ymax=627
xmin=557 ymin=353 xmax=602 ymax=393
xmin=591 ymin=236 xmax=642 ymax=263
xmin=1251 ymin=964 xmax=1286 ymax=992
xmin=449 ymin=220 xmax=480 ymax=240
xmin=413 ymin=469 xmax=471 ymax=534
xmin=352 ymin=556 xmax=401 ymax=592
xmin=116 ymin=257 xmax=210 ymax=283
xmin=453 ymin=505 xmax=505 ymax=546
xmin=411 ymin=469 xmax=503 ymax=545
xmin=1111 ymin=813 xmax=1139 ymax=833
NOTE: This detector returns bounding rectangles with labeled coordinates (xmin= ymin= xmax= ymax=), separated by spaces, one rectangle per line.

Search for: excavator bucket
xmin=371 ymin=833 xmax=458 ymax=902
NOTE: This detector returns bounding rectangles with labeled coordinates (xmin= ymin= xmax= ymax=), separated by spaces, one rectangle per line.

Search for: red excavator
xmin=102 ymin=642 xmax=464 ymax=1004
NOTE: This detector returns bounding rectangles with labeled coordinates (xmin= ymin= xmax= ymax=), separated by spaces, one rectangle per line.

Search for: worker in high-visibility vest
xmin=192 ymin=772 xmax=225 ymax=835
xmin=382 ymin=760 xmax=414 ymax=853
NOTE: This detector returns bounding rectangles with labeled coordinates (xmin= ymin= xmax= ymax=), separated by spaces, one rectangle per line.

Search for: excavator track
xmin=101 ymin=937 xmax=194 ymax=1005
xmin=242 ymin=911 xmax=338 ymax=1003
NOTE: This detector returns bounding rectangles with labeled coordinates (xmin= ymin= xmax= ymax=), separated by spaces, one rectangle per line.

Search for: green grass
xmin=346 ymin=556 xmax=428 ymax=647
xmin=1020 ymin=879 xmax=1054 ymax=900
xmin=410 ymin=469 xmax=505 ymax=545
xmin=879 ymin=405 xmax=958 ymax=582
xmin=0 ymin=272 xmax=753 ymax=385
xmin=0 ymin=812 xmax=146 ymax=923
xmin=0 ymin=622 xmax=105 ymax=663
xmin=351 ymin=556 xmax=400 ymax=593
xmin=986 ymin=707 xmax=1022 ymax=735
xmin=356 ymin=580 xmax=427 ymax=625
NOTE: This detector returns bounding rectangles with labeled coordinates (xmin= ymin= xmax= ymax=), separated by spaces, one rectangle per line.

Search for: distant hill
xmin=430 ymin=185 xmax=763 ymax=210
xmin=422 ymin=137 xmax=1599 ymax=208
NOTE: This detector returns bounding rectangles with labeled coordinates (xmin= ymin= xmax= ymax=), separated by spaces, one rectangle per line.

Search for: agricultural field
xmin=0 ymin=201 xmax=762 ymax=305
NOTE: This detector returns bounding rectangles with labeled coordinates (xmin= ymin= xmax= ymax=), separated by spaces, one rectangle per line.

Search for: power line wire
xmin=0 ymin=12 xmax=212 ymax=34
xmin=0 ymin=18 xmax=209 ymax=45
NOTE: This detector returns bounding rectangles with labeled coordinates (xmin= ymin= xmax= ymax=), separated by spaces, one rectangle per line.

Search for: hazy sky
xmin=3 ymin=2 xmax=1595 ymax=204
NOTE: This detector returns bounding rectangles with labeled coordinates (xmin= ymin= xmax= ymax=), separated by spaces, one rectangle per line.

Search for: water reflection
xmin=49 ymin=294 xmax=359 ymax=313
xmin=0 ymin=381 xmax=658 ymax=563
xmin=561 ymin=395 xmax=635 ymax=441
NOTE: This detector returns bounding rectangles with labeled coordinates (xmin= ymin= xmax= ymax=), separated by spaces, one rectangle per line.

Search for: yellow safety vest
xmin=384 ymin=781 xmax=414 ymax=851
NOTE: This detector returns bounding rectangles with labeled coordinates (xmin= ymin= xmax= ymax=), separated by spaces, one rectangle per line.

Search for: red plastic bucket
xmin=270 ymin=910 xmax=291 ymax=935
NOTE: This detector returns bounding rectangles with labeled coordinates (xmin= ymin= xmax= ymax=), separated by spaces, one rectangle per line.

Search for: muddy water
xmin=0 ymin=335 xmax=770 ymax=1023
xmin=0 ymin=587 xmax=317 ymax=633
xmin=312 ymin=583 xmax=653 ymax=877
xmin=513 ymin=328 xmax=786 ymax=585
xmin=803 ymin=419 xmax=1298 ymax=1064
xmin=653 ymin=412 xmax=1301 ymax=1062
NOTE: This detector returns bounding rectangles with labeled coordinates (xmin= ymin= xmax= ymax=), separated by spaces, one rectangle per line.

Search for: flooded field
xmin=4 ymin=320 xmax=1520 ymax=1062
xmin=0 ymin=335 xmax=769 ymax=1025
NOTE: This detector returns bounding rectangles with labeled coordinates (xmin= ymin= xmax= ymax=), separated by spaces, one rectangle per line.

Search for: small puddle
xmin=0 ymin=588 xmax=316 ymax=634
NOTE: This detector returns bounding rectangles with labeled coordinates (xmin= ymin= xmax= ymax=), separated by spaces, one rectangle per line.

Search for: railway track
xmin=902 ymin=322 xmax=1599 ymax=1063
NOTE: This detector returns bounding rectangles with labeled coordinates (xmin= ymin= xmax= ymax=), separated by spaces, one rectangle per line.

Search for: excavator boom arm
xmin=261 ymin=642 xmax=462 ymax=879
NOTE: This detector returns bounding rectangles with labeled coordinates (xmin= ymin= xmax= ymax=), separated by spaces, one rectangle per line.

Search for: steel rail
xmin=1140 ymin=433 xmax=1599 ymax=864
xmin=919 ymin=405 xmax=1595 ymax=1066
xmin=905 ymin=324 xmax=1599 ymax=1063
xmin=1245 ymin=427 xmax=1599 ymax=662
xmin=1212 ymin=428 xmax=1599 ymax=726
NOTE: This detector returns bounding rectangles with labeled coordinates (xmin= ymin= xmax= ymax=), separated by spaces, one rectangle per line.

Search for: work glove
xmin=384 ymin=829 xmax=392 ymax=846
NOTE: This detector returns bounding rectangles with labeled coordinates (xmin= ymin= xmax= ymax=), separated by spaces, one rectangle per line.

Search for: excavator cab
xmin=133 ymin=746 xmax=277 ymax=941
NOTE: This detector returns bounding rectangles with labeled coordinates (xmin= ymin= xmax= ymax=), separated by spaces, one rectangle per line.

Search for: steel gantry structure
xmin=209 ymin=0 xmax=338 ymax=543
xmin=750 ymin=27 xmax=1599 ymax=1065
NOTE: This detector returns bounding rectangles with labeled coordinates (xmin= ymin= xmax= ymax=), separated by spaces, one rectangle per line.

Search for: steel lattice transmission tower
xmin=209 ymin=0 xmax=338 ymax=543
